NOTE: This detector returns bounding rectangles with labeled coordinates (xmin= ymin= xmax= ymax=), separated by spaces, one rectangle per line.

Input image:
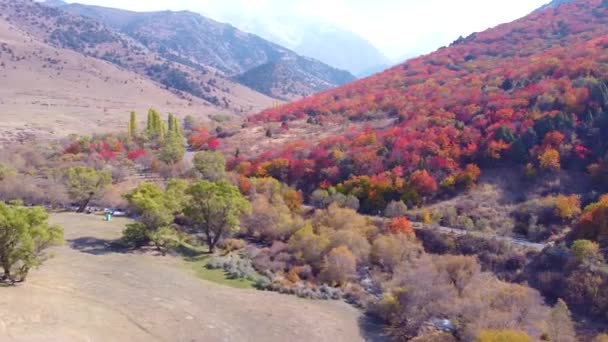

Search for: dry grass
xmin=0 ymin=17 xmax=275 ymax=144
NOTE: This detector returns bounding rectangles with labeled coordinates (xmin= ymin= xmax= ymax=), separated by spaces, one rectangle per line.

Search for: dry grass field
xmin=0 ymin=212 xmax=386 ymax=342
xmin=0 ymin=18 xmax=275 ymax=143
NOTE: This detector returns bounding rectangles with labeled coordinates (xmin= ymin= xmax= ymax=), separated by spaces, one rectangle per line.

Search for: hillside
xmin=237 ymin=58 xmax=356 ymax=101
xmin=44 ymin=2 xmax=356 ymax=100
xmin=1 ymin=0 xmax=275 ymax=114
xmin=0 ymin=17 xmax=211 ymax=142
xmin=237 ymin=0 xmax=608 ymax=211
xmin=222 ymin=15 xmax=391 ymax=77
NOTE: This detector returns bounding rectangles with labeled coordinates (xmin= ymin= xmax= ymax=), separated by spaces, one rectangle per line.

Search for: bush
xmin=475 ymin=329 xmax=532 ymax=342
xmin=320 ymin=246 xmax=357 ymax=286
xmin=123 ymin=223 xmax=150 ymax=248
xmin=384 ymin=200 xmax=408 ymax=218
xmin=207 ymin=254 xmax=260 ymax=281
xmin=219 ymin=238 xmax=247 ymax=252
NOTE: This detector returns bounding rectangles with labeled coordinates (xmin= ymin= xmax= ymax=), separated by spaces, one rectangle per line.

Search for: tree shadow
xmin=357 ymin=313 xmax=391 ymax=342
xmin=68 ymin=237 xmax=129 ymax=255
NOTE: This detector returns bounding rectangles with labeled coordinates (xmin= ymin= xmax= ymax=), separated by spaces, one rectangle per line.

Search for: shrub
xmin=388 ymin=217 xmax=414 ymax=235
xmin=320 ymin=246 xmax=357 ymax=286
xmin=475 ymin=329 xmax=532 ymax=342
xmin=122 ymin=223 xmax=150 ymax=248
xmin=328 ymin=229 xmax=371 ymax=263
xmin=384 ymin=200 xmax=408 ymax=218
xmin=372 ymin=234 xmax=422 ymax=272
xmin=207 ymin=254 xmax=260 ymax=281
xmin=219 ymin=238 xmax=247 ymax=252
xmin=288 ymin=224 xmax=330 ymax=267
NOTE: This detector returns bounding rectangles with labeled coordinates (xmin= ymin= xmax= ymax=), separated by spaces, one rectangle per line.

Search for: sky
xmin=63 ymin=0 xmax=550 ymax=61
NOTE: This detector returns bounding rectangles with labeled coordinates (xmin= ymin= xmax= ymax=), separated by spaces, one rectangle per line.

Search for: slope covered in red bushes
xmin=235 ymin=0 xmax=608 ymax=213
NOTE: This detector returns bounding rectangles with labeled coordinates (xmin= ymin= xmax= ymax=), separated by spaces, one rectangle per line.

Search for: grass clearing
xmin=183 ymin=255 xmax=255 ymax=289
xmin=176 ymin=241 xmax=256 ymax=289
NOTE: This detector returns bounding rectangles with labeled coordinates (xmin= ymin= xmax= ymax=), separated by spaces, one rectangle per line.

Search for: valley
xmin=2 ymin=0 xmax=608 ymax=341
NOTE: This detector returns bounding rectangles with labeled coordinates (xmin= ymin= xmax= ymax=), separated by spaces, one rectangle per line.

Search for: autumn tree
xmin=320 ymin=246 xmax=357 ymax=286
xmin=388 ymin=217 xmax=414 ymax=235
xmin=64 ymin=166 xmax=112 ymax=212
xmin=288 ymin=224 xmax=330 ymax=266
xmin=576 ymin=195 xmax=608 ymax=243
xmin=243 ymin=194 xmax=303 ymax=242
xmin=371 ymin=233 xmax=422 ymax=272
xmin=328 ymin=229 xmax=371 ymax=263
xmin=554 ymin=195 xmax=582 ymax=222
xmin=193 ymin=151 xmax=226 ymax=181
xmin=184 ymin=180 xmax=250 ymax=253
xmin=539 ymin=148 xmax=560 ymax=171
xmin=433 ymin=255 xmax=480 ymax=295
xmin=0 ymin=203 xmax=63 ymax=283
xmin=409 ymin=170 xmax=438 ymax=197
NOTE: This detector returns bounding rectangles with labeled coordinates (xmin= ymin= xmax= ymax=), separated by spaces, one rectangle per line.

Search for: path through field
xmin=0 ymin=213 xmax=385 ymax=342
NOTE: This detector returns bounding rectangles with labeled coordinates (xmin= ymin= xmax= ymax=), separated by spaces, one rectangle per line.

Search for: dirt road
xmin=0 ymin=213 xmax=385 ymax=342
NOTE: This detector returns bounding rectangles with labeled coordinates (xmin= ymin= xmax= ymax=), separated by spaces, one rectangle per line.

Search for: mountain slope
xmin=0 ymin=17 xmax=206 ymax=142
xmin=3 ymin=0 xmax=274 ymax=112
xmin=219 ymin=15 xmax=391 ymax=77
xmin=239 ymin=0 xmax=608 ymax=206
xmin=237 ymin=58 xmax=356 ymax=100
xmin=45 ymin=2 xmax=357 ymax=99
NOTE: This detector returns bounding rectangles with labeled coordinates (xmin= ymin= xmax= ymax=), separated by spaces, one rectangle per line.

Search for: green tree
xmin=0 ymin=203 xmax=63 ymax=282
xmin=123 ymin=182 xmax=183 ymax=253
xmin=159 ymin=135 xmax=185 ymax=165
xmin=184 ymin=180 xmax=250 ymax=253
xmin=146 ymin=109 xmax=165 ymax=144
xmin=192 ymin=151 xmax=226 ymax=181
xmin=128 ymin=111 xmax=137 ymax=139
xmin=570 ymin=239 xmax=605 ymax=266
xmin=65 ymin=167 xmax=111 ymax=212
xmin=168 ymin=113 xmax=175 ymax=135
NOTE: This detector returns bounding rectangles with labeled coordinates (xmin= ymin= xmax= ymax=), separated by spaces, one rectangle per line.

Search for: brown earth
xmin=0 ymin=213 xmax=386 ymax=342
xmin=0 ymin=15 xmax=274 ymax=143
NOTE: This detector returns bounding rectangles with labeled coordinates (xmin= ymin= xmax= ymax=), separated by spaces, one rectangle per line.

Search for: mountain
xmin=44 ymin=2 xmax=356 ymax=100
xmin=4 ymin=0 xmax=274 ymax=112
xmin=0 ymin=10 xmax=204 ymax=141
xmin=237 ymin=58 xmax=356 ymax=100
xmin=242 ymin=0 xmax=608 ymax=204
xmin=536 ymin=0 xmax=577 ymax=10
xmin=217 ymin=15 xmax=391 ymax=77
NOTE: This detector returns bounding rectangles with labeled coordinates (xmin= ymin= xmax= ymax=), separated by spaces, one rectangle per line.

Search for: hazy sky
xmin=65 ymin=0 xmax=550 ymax=61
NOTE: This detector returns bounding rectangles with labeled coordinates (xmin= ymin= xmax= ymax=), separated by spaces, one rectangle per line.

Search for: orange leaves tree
xmin=576 ymin=195 xmax=608 ymax=244
xmin=388 ymin=217 xmax=414 ymax=235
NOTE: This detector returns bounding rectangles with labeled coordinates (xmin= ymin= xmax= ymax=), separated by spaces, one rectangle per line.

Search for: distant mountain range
xmin=219 ymin=15 xmax=392 ymax=77
xmin=39 ymin=0 xmax=355 ymax=100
